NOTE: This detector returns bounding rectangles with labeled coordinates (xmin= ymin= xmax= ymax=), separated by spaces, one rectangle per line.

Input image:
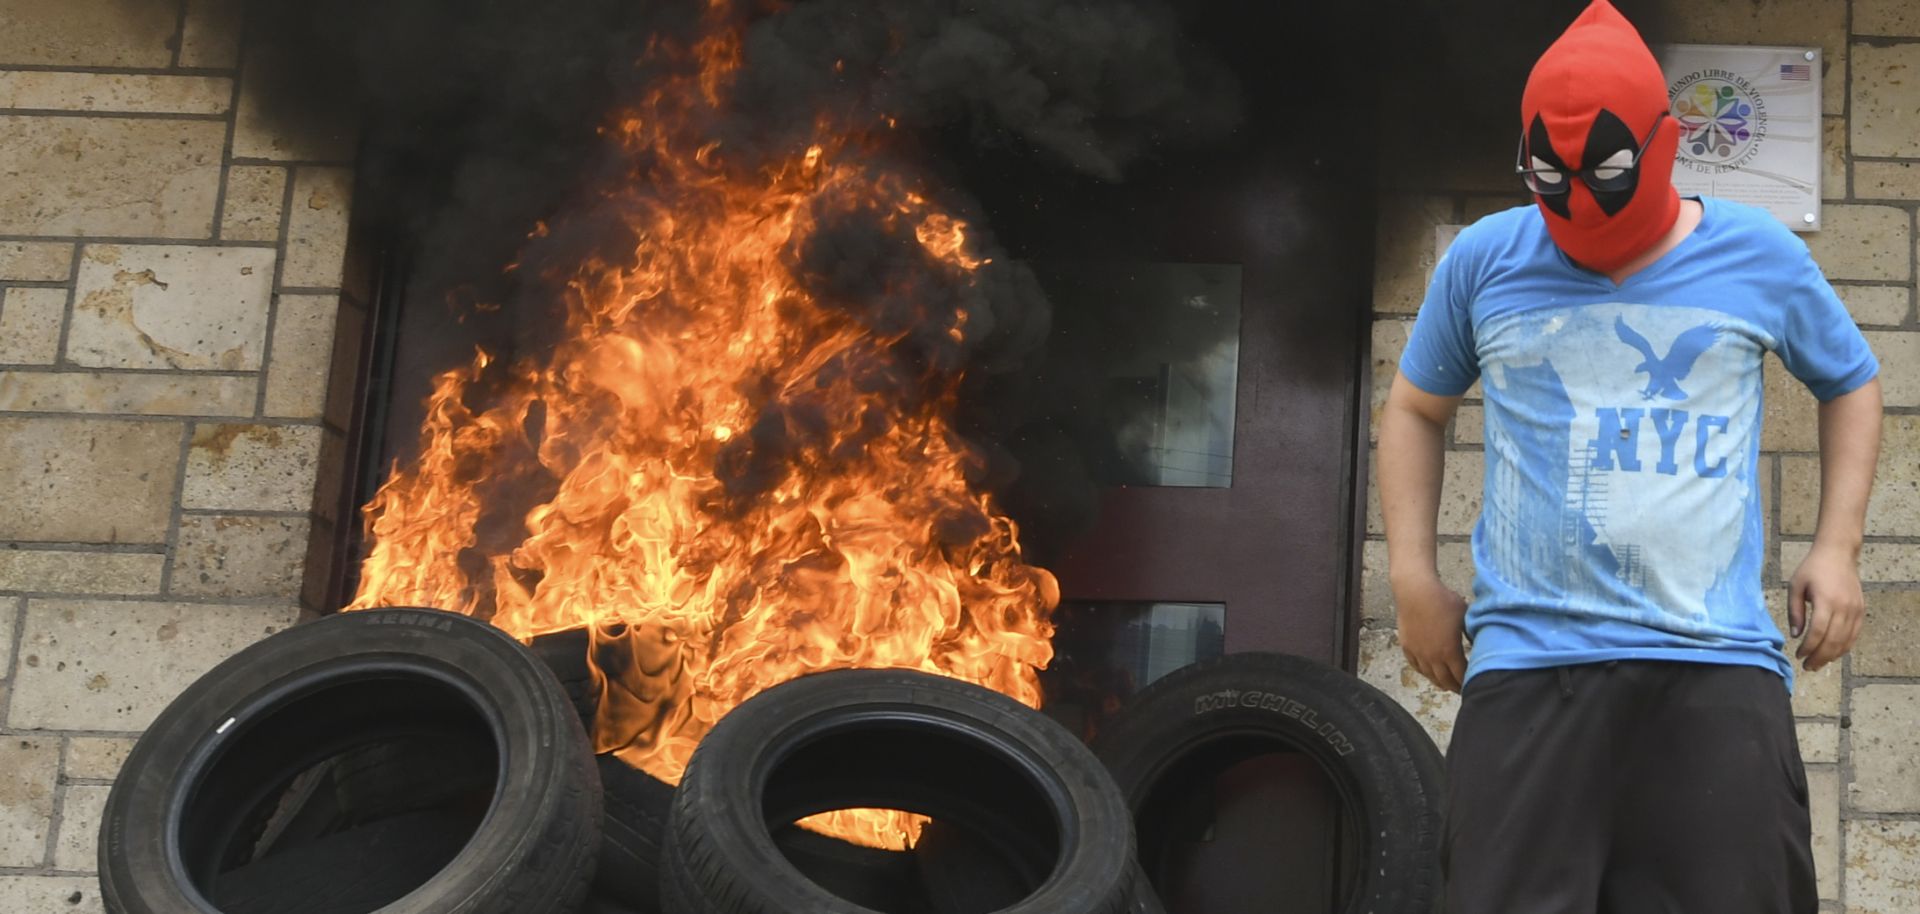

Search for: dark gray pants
xmin=1444 ymin=660 xmax=1816 ymax=914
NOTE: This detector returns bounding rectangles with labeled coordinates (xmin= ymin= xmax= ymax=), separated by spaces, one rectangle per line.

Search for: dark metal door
xmin=949 ymin=5 xmax=1374 ymax=909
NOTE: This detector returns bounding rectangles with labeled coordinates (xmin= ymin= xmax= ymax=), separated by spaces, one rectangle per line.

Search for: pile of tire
xmin=97 ymin=607 xmax=1444 ymax=914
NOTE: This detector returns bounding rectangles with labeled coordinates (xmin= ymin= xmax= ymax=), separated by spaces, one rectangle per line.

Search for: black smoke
xmin=222 ymin=0 xmax=1239 ymax=319
xmin=195 ymin=0 xmax=1249 ymax=565
xmin=197 ymin=0 xmax=1678 ymax=567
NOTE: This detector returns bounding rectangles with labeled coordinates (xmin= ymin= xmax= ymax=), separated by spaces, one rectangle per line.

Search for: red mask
xmin=1520 ymin=0 xmax=1679 ymax=274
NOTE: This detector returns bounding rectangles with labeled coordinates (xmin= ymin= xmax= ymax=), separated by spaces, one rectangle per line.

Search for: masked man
xmin=1377 ymin=1 xmax=1882 ymax=911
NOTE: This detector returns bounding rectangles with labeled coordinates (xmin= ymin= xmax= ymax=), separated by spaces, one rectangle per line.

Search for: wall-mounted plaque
xmin=1657 ymin=44 xmax=1822 ymax=232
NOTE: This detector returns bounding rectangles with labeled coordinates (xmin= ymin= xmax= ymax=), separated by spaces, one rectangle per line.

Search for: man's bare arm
xmin=1791 ymin=376 xmax=1882 ymax=672
xmin=1378 ymin=373 xmax=1469 ymax=692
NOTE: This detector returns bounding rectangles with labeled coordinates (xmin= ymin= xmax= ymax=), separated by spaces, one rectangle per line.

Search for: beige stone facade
xmin=0 ymin=1 xmax=351 ymax=906
xmin=0 ymin=0 xmax=1913 ymax=909
xmin=1363 ymin=1 xmax=1920 ymax=908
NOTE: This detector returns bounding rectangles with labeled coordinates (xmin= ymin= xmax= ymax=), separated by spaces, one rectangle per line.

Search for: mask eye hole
xmin=1590 ymin=149 xmax=1634 ymax=182
xmin=1528 ymin=156 xmax=1567 ymax=186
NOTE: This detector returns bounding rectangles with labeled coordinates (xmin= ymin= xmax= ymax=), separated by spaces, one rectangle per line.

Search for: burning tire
xmin=530 ymin=626 xmax=601 ymax=728
xmin=660 ymin=669 xmax=1142 ymax=914
xmin=590 ymin=688 xmax=923 ymax=912
xmin=1091 ymin=652 xmax=1445 ymax=914
xmin=98 ymin=607 xmax=602 ymax=914
xmin=597 ymin=720 xmax=967 ymax=914
xmin=594 ymin=753 xmax=674 ymax=912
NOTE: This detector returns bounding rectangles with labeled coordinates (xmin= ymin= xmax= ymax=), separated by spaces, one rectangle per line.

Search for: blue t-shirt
xmin=1400 ymin=197 xmax=1879 ymax=685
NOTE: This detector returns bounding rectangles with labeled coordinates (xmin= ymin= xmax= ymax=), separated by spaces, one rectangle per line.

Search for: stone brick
xmin=1768 ymin=592 xmax=1842 ymax=716
xmin=1808 ymin=765 xmax=1838 ymax=900
xmin=1359 ymin=539 xmax=1475 ymax=627
xmin=0 ymin=737 xmax=59 ymax=866
xmin=1854 ymin=42 xmax=1920 ymax=158
xmin=0 ymin=241 xmax=71 ymax=282
xmin=1782 ymin=540 xmax=1920 ymax=585
xmin=1803 ymin=205 xmax=1909 ymax=282
xmin=0 ymin=418 xmax=180 ymax=544
xmin=1849 ymin=683 xmax=1920 ymax=812
xmin=0 ymin=72 xmax=230 ymax=115
xmin=1858 ymin=0 xmax=1920 ymax=36
xmin=1369 ymin=319 xmax=1411 ymax=441
xmin=0 ymin=549 xmax=163 ymax=596
xmin=1834 ymin=284 xmax=1912 ymax=326
xmin=1863 ymin=331 xmax=1920 ymax=407
xmin=1798 ymin=719 xmax=1838 ymax=764
xmin=1864 ymin=416 xmax=1920 ymax=537
xmin=1366 ymin=449 xmax=1481 ymax=537
xmin=1853 ymin=160 xmax=1920 ymax=200
xmin=1779 ymin=454 xmax=1817 ymax=536
xmin=220 ymin=165 xmax=288 ymax=243
xmin=68 ymin=244 xmax=277 ymax=372
xmin=1763 ymin=354 xmax=1819 ymax=452
xmin=0 ymin=600 xmax=21 ymax=674
xmin=53 ymin=784 xmax=108 ymax=870
xmin=263 ymin=294 xmax=341 ymax=418
xmin=0 ymin=117 xmax=225 ymax=238
xmin=181 ymin=424 xmax=322 ymax=512
xmin=232 ymin=53 xmax=357 ymax=162
xmin=1853 ymin=590 xmax=1920 ymax=678
xmin=9 ymin=600 xmax=296 ymax=731
xmin=1372 ymin=196 xmax=1453 ymax=315
xmin=180 ymin=0 xmax=246 ymax=68
xmin=0 ymin=0 xmax=178 ymax=68
xmin=0 ymin=288 xmax=67 ymax=365
xmin=1822 ymin=116 xmax=1845 ymax=201
xmin=1439 ymin=450 xmax=1486 ymax=535
xmin=1848 ymin=819 xmax=1920 ymax=913
xmin=64 ymin=738 xmax=134 ymax=782
xmin=1758 ymin=454 xmax=1773 ymax=551
xmin=1665 ymin=0 xmax=1848 ymax=113
xmin=283 ymin=168 xmax=354 ymax=289
xmin=1356 ymin=627 xmax=1459 ymax=752
xmin=0 ymin=877 xmax=103 ymax=913
xmin=172 ymin=514 xmax=310 ymax=599
xmin=1453 ymin=404 xmax=1483 ymax=445
xmin=0 ymin=372 xmax=256 ymax=417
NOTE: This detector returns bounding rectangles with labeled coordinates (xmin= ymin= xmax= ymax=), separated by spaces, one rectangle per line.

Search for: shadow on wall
xmin=1374 ymin=0 xmax=1674 ymax=189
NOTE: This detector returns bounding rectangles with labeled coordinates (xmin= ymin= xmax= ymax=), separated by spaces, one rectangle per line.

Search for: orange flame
xmin=346 ymin=6 xmax=1057 ymax=849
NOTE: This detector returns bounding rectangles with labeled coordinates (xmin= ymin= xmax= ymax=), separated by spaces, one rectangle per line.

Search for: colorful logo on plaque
xmin=1669 ymin=69 xmax=1768 ymax=173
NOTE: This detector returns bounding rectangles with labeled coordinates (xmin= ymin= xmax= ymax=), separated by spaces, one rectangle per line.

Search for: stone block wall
xmin=1 ymin=0 xmax=1914 ymax=909
xmin=0 ymin=1 xmax=353 ymax=908
xmin=1361 ymin=1 xmax=1920 ymax=909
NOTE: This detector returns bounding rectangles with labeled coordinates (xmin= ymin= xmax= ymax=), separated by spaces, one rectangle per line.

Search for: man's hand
xmin=1791 ymin=377 xmax=1882 ymax=674
xmin=1394 ymin=572 xmax=1469 ymax=693
xmin=1378 ymin=373 xmax=1468 ymax=693
xmin=1789 ymin=542 xmax=1865 ymax=673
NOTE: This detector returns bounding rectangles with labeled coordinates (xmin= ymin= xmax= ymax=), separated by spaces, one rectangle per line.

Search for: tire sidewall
xmin=101 ymin=608 xmax=594 ymax=914
xmin=1092 ymin=653 xmax=1444 ymax=914
xmin=666 ymin=671 xmax=1137 ymax=914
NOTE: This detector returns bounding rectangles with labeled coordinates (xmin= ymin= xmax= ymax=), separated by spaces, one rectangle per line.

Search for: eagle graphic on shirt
xmin=1614 ymin=316 xmax=1719 ymax=401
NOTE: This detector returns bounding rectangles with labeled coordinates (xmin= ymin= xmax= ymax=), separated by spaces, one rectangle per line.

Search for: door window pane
xmin=1041 ymin=600 xmax=1227 ymax=738
xmin=1030 ymin=263 xmax=1241 ymax=488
